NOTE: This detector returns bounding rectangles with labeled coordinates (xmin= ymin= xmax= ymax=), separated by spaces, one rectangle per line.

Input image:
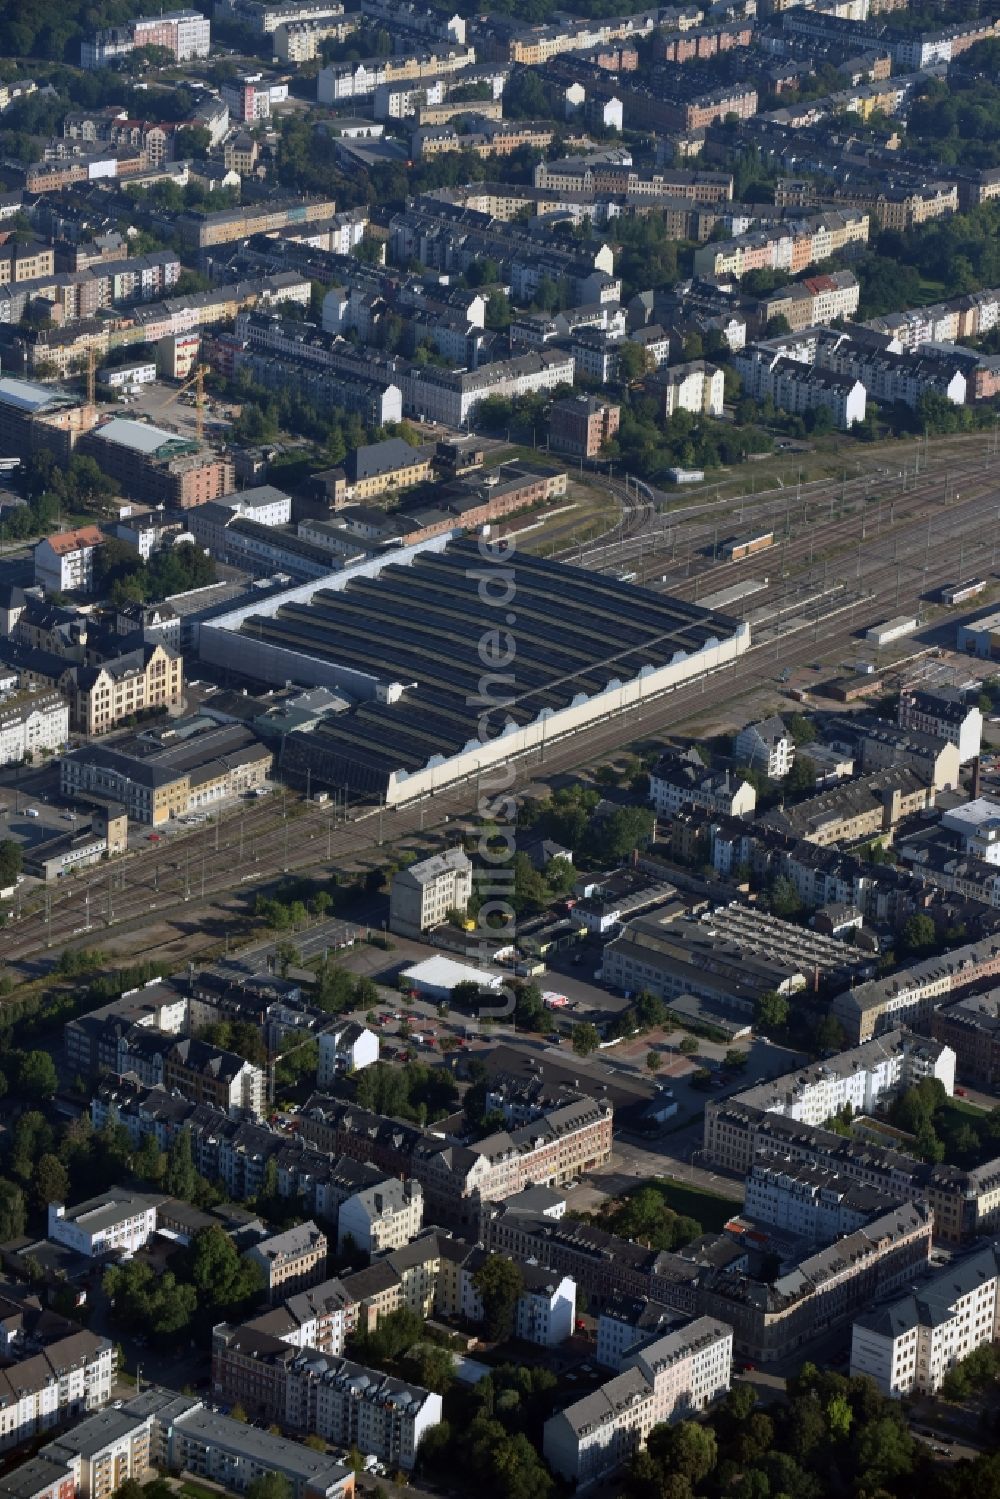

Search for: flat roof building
xmin=201 ymin=534 xmax=748 ymax=806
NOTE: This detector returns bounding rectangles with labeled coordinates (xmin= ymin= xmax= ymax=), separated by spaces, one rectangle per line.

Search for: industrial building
xmin=199 ymin=535 xmax=749 ymax=806
xmin=60 ymin=720 xmax=272 ymax=825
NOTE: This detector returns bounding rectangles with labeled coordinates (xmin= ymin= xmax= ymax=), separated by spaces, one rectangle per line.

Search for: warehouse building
xmin=199 ymin=534 xmax=748 ymax=806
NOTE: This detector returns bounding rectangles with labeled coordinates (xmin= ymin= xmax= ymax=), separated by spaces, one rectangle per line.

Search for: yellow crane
xmin=164 ymin=363 xmax=211 ymax=443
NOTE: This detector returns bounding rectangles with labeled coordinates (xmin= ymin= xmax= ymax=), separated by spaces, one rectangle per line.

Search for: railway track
xmin=3 ymin=436 xmax=999 ymax=967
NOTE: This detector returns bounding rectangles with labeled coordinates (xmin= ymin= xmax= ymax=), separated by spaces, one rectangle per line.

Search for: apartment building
xmin=744 ymin=1161 xmax=906 ymax=1245
xmin=403 ymin=348 xmax=576 ymax=427
xmin=482 ymin=1202 xmax=703 ymax=1313
xmin=549 ymin=393 xmax=621 ymax=458
xmin=33 ymin=527 xmax=105 ymax=596
xmin=734 ymin=348 xmax=867 ymax=428
xmin=336 ymin=1180 xmax=424 ymax=1260
xmin=299 ymin=1090 xmax=613 ymax=1228
xmin=0 ymin=689 xmax=69 ymax=765
xmin=857 ymin=722 xmax=961 ymax=792
xmin=897 ymin=686 xmax=982 ymax=763
xmin=702 ymin=1201 xmax=933 ymax=1364
xmin=764 ymin=270 xmax=861 ymax=331
xmin=543 ymin=1318 xmax=733 ymax=1486
xmin=0 ymin=240 xmax=55 ymax=284
xmin=47 ymin=1191 xmax=162 ymax=1258
xmin=211 ymin=1331 xmax=440 ymax=1471
xmin=932 ymin=992 xmax=1000 ymax=1088
xmin=734 ymin=715 xmax=795 ymax=778
xmin=656 ymin=359 xmax=725 ymax=418
xmin=266 ymin=1276 xmax=356 ymax=1357
xmin=317 ymin=44 xmax=476 ymax=103
xmin=759 ymin=766 xmax=933 ymax=847
xmin=228 ymin=0 xmax=345 ymax=35
xmin=0 ymin=1330 xmax=114 ymax=1453
xmin=851 ymin=1241 xmax=1000 ymax=1396
xmin=705 ymin=1030 xmax=954 ymax=1159
xmin=164 ymin=1038 xmax=267 ymax=1120
xmin=81 ymin=419 xmax=234 ymax=511
xmin=147 ymin=1397 xmax=353 ymax=1499
xmin=273 ymin=16 xmax=358 ymax=60
xmin=246 ymin=1223 xmax=328 ymax=1301
xmin=316 ymin=1023 xmax=379 ymax=1085
xmin=389 ymin=847 xmax=473 ymax=937
xmin=832 ymin=935 xmax=1000 ymax=1044
xmin=339 ymin=438 xmax=434 ymax=502
xmin=39 ymin=1406 xmax=153 ymax=1499
xmin=649 ymin=747 xmax=757 ymax=819
xmin=175 ymin=199 xmax=337 ymax=252
xmin=595 ymin=1296 xmax=681 ymax=1372
xmin=694 ymin=211 xmax=869 ymax=279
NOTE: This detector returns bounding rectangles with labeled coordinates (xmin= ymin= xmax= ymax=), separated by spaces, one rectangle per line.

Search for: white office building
xmin=47 ymin=1190 xmax=162 ymax=1258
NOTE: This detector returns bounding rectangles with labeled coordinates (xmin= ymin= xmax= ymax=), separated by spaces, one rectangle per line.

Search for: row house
xmin=317 ymin=44 xmax=476 ymax=103
xmin=653 ymin=20 xmax=752 ymax=61
xmin=0 ymin=1332 xmax=114 ymax=1453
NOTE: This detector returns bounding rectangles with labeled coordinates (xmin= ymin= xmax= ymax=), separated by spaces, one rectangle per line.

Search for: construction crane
xmin=164 ymin=363 xmax=211 ymax=442
xmin=86 ymin=345 xmax=96 ymax=407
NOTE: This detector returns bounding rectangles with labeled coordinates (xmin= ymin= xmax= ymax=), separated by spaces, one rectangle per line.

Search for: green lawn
xmin=180 ymin=1482 xmax=221 ymax=1499
xmin=647 ymin=1177 xmax=737 ymax=1232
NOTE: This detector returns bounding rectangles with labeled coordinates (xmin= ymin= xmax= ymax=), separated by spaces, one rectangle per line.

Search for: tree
xmin=175 ymin=125 xmax=211 ymax=159
xmin=787 ymin=713 xmax=816 ymax=746
xmin=164 ymin=1128 xmax=198 ymax=1201
xmin=646 ymin=1049 xmax=662 ymax=1074
xmin=768 ymin=876 xmax=804 ymax=921
xmin=786 ymin=754 xmax=817 ymax=793
xmin=472 ymin=1255 xmax=524 ymax=1342
xmin=33 ymin=1153 xmax=68 ymax=1210
xmin=134 ymin=1132 xmax=166 ymax=1187
xmin=635 ymin=991 xmax=667 ymax=1030
xmin=678 ymin=1035 xmax=699 ymax=1055
xmin=17 ymin=1050 xmax=57 ymax=1098
xmin=649 ymin=1420 xmax=717 ymax=1484
xmin=571 ymin=1023 xmax=600 ymax=1057
xmin=900 ymin=913 xmax=937 ymax=956
xmin=0 ymin=1178 xmax=25 ymax=1241
xmin=0 ymin=840 xmax=22 ymax=887
xmin=826 ymin=1391 xmax=853 ymax=1440
xmin=411 ymin=1344 xmax=455 ymax=1395
xmin=183 ymin=1226 xmax=263 ymax=1316
xmin=755 ymin=990 xmax=789 ymax=1033
xmin=618 ymin=341 xmax=655 ymax=386
xmin=245 ymin=1452 xmax=293 ymax=1491
xmin=589 ymin=806 xmax=656 ymax=861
